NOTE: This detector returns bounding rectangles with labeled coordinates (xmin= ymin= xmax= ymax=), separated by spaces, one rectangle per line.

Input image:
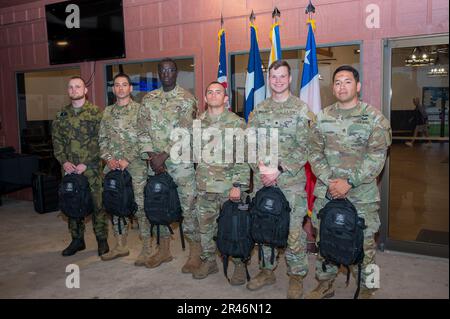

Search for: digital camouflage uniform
xmin=309 ymin=101 xmax=392 ymax=289
xmin=138 ymin=85 xmax=200 ymax=242
xmin=52 ymin=101 xmax=108 ymax=240
xmin=98 ymin=100 xmax=150 ymax=239
xmin=195 ymin=110 xmax=250 ymax=262
xmin=247 ymin=95 xmax=314 ymax=276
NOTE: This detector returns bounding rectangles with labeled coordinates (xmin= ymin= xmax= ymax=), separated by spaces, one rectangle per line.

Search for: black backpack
xmin=103 ymin=169 xmax=138 ymax=234
xmin=216 ymin=198 xmax=254 ymax=282
xmin=59 ymin=173 xmax=94 ymax=219
xmin=250 ymin=186 xmax=291 ymax=266
xmin=318 ymin=198 xmax=366 ymax=299
xmin=144 ymin=172 xmax=185 ymax=249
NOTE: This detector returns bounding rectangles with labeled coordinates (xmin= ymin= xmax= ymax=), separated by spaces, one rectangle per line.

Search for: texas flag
xmin=300 ymin=23 xmax=321 ymax=115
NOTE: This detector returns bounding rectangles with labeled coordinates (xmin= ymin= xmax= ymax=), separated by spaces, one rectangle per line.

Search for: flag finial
xmin=220 ymin=13 xmax=224 ymax=28
xmin=272 ymin=7 xmax=281 ymax=19
xmin=249 ymin=10 xmax=256 ymax=23
xmin=305 ymin=0 xmax=315 ymax=14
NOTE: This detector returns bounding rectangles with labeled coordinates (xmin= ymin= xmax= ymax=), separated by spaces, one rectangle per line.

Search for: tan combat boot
xmin=305 ymin=279 xmax=335 ymax=299
xmin=181 ymin=241 xmax=202 ymax=273
xmin=287 ymin=275 xmax=305 ymax=299
xmin=134 ymin=237 xmax=152 ymax=267
xmin=144 ymin=237 xmax=173 ymax=269
xmin=230 ymin=262 xmax=247 ymax=286
xmin=358 ymin=288 xmax=377 ymax=299
xmin=246 ymin=269 xmax=276 ymax=291
xmin=101 ymin=234 xmax=129 ymax=261
xmin=192 ymin=259 xmax=219 ymax=279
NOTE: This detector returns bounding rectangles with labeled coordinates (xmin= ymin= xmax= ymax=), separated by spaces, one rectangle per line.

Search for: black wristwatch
xmin=278 ymin=165 xmax=284 ymax=173
xmin=233 ymin=182 xmax=241 ymax=188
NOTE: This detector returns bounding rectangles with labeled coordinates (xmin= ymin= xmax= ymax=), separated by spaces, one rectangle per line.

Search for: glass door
xmin=380 ymin=35 xmax=449 ymax=258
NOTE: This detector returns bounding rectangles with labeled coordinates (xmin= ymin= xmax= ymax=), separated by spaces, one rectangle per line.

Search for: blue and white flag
xmin=266 ymin=22 xmax=282 ymax=97
xmin=244 ymin=23 xmax=266 ymax=122
xmin=300 ymin=23 xmax=321 ymax=115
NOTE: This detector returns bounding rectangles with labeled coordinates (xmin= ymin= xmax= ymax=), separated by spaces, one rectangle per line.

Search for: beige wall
xmin=24 ymin=69 xmax=80 ymax=121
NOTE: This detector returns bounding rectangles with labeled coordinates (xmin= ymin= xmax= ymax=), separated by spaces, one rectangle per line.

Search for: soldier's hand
xmin=154 ymin=163 xmax=167 ymax=175
xmin=229 ymin=187 xmax=241 ymax=202
xmin=63 ymin=162 xmax=77 ymax=174
xmin=259 ymin=161 xmax=280 ymax=187
xmin=118 ymin=159 xmax=129 ymax=171
xmin=107 ymin=158 xmax=120 ymax=170
xmin=328 ymin=179 xmax=351 ymax=199
xmin=75 ymin=164 xmax=87 ymax=174
xmin=150 ymin=152 xmax=169 ymax=172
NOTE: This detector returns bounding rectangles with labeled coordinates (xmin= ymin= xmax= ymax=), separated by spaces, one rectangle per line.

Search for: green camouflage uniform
xmin=247 ymin=95 xmax=313 ymax=276
xmin=195 ymin=110 xmax=250 ymax=261
xmin=138 ymin=85 xmax=200 ymax=242
xmin=52 ymin=101 xmax=108 ymax=240
xmin=309 ymin=101 xmax=392 ymax=289
xmin=98 ymin=100 xmax=150 ymax=239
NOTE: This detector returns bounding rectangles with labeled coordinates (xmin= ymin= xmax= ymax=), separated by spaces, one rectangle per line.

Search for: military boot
xmin=230 ymin=262 xmax=247 ymax=286
xmin=181 ymin=241 xmax=202 ymax=273
xmin=135 ymin=237 xmax=152 ymax=267
xmin=305 ymin=279 xmax=335 ymax=299
xmin=287 ymin=275 xmax=304 ymax=299
xmin=192 ymin=259 xmax=219 ymax=279
xmin=62 ymin=238 xmax=86 ymax=256
xmin=246 ymin=269 xmax=276 ymax=291
xmin=145 ymin=237 xmax=173 ymax=269
xmin=101 ymin=234 xmax=129 ymax=261
xmin=97 ymin=237 xmax=110 ymax=256
xmin=358 ymin=288 xmax=377 ymax=299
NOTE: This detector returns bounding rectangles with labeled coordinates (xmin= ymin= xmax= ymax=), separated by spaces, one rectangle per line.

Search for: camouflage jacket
xmin=309 ymin=101 xmax=392 ymax=203
xmin=196 ymin=110 xmax=250 ymax=194
xmin=138 ymin=85 xmax=197 ymax=159
xmin=99 ymin=100 xmax=143 ymax=166
xmin=247 ymin=95 xmax=313 ymax=192
xmin=52 ymin=100 xmax=102 ymax=171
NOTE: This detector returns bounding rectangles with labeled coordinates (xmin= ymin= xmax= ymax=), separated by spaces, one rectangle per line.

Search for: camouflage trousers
xmin=68 ymin=169 xmax=108 ymax=240
xmin=109 ymin=163 xmax=151 ymax=239
xmin=195 ymin=191 xmax=242 ymax=264
xmin=156 ymin=161 xmax=200 ymax=243
xmin=311 ymin=198 xmax=381 ymax=289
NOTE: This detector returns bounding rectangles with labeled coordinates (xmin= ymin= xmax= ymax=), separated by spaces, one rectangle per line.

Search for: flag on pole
xmin=300 ymin=23 xmax=321 ymax=115
xmin=300 ymin=22 xmax=320 ymax=218
xmin=217 ymin=28 xmax=228 ymax=89
xmin=266 ymin=22 xmax=282 ymax=97
xmin=217 ymin=27 xmax=230 ymax=110
xmin=244 ymin=23 xmax=266 ymax=122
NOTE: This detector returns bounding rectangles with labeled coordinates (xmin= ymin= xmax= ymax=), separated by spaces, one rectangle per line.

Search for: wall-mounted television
xmin=45 ymin=0 xmax=126 ymax=65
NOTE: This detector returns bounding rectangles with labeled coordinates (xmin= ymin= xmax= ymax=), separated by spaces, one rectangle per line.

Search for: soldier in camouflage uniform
xmin=191 ymin=82 xmax=250 ymax=283
xmin=137 ymin=58 xmax=201 ymax=272
xmin=305 ymin=65 xmax=392 ymax=299
xmin=52 ymin=76 xmax=109 ymax=257
xmin=98 ymin=73 xmax=151 ymax=265
xmin=246 ymin=61 xmax=313 ymax=299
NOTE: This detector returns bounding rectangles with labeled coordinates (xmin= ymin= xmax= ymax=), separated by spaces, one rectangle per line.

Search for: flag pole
xmin=303 ymin=0 xmax=319 ymax=255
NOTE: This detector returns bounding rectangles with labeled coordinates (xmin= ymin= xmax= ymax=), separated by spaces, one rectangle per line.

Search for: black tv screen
xmin=45 ymin=0 xmax=126 ymax=65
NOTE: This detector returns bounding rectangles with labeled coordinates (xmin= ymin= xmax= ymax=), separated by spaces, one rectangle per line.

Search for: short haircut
xmin=158 ymin=58 xmax=178 ymax=71
xmin=333 ymin=65 xmax=360 ymax=83
xmin=69 ymin=76 xmax=86 ymax=86
xmin=205 ymin=81 xmax=227 ymax=95
xmin=268 ymin=60 xmax=291 ymax=76
xmin=113 ymin=73 xmax=131 ymax=85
